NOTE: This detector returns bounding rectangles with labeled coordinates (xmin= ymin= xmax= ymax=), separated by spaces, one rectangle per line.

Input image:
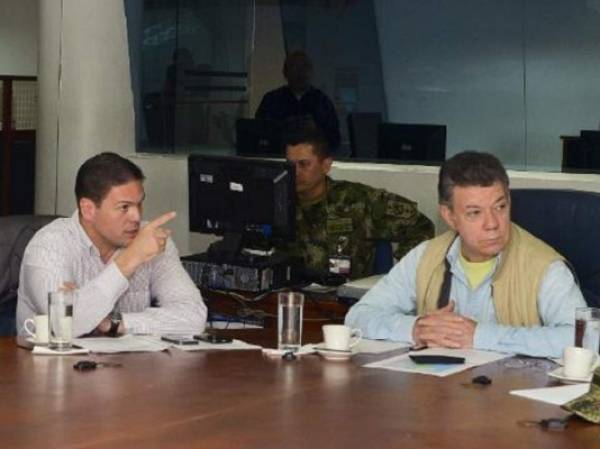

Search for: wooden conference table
xmin=0 ymin=338 xmax=600 ymax=449
xmin=1 ymin=327 xmax=598 ymax=448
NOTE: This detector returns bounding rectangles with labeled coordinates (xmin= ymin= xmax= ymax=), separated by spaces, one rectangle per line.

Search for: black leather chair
xmin=0 ymin=215 xmax=58 ymax=336
xmin=510 ymin=189 xmax=600 ymax=307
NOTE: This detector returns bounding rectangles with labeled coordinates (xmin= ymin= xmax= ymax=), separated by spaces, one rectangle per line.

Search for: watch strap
xmin=107 ymin=312 xmax=122 ymax=337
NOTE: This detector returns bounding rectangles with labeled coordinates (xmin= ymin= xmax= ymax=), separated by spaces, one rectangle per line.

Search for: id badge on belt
xmin=329 ymin=236 xmax=351 ymax=275
xmin=329 ymin=255 xmax=351 ymax=275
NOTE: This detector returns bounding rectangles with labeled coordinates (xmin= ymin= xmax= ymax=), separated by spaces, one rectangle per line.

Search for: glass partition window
xmin=138 ymin=0 xmax=252 ymax=154
xmin=128 ymin=0 xmax=600 ymax=173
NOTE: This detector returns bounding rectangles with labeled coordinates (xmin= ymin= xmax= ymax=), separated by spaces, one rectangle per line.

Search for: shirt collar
xmin=70 ymin=210 xmax=100 ymax=257
xmin=446 ymin=235 xmax=502 ymax=272
xmin=298 ymin=177 xmax=332 ymax=208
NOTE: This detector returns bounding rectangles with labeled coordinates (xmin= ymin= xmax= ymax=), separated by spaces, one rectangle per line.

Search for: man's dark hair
xmin=438 ymin=151 xmax=509 ymax=205
xmin=281 ymin=116 xmax=332 ymax=159
xmin=75 ymin=152 xmax=145 ymax=206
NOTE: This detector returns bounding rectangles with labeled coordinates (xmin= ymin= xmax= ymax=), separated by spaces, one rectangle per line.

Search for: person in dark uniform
xmin=256 ymin=50 xmax=341 ymax=151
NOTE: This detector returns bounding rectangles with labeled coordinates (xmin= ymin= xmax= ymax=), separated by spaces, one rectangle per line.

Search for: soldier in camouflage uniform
xmin=277 ymin=119 xmax=434 ymax=280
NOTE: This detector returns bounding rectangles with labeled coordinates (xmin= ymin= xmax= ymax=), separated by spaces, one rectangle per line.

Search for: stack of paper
xmin=364 ymin=347 xmax=510 ymax=377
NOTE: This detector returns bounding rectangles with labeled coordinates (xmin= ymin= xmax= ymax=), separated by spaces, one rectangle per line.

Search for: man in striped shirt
xmin=17 ymin=152 xmax=206 ymax=338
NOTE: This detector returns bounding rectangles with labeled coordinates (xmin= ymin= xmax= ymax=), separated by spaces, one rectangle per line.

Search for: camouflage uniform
xmin=563 ymin=365 xmax=600 ymax=423
xmin=278 ymin=178 xmax=434 ymax=279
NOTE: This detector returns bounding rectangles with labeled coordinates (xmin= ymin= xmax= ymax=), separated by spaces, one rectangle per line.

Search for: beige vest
xmin=415 ymin=223 xmax=564 ymax=327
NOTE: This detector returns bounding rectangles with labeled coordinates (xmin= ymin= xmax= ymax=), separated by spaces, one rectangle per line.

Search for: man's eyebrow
xmin=464 ymin=195 xmax=507 ymax=209
xmin=115 ymin=194 xmax=145 ymax=205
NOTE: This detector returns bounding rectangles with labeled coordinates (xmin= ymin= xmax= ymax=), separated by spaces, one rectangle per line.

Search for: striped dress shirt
xmin=17 ymin=212 xmax=206 ymax=337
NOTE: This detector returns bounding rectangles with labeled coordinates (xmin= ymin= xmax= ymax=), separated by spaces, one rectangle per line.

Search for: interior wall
xmin=130 ymin=153 xmax=600 ymax=256
xmin=0 ymin=0 xmax=38 ymax=75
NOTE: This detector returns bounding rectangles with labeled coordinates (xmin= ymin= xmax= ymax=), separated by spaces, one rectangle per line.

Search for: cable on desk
xmin=203 ymin=288 xmax=345 ymax=323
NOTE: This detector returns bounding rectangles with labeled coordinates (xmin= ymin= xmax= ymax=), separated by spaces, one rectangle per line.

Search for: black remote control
xmin=409 ymin=355 xmax=466 ymax=364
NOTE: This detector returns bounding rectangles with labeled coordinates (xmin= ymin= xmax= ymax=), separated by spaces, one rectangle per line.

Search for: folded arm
xmin=18 ymin=244 xmax=127 ymax=337
xmin=345 ymin=248 xmax=586 ymax=358
xmin=369 ymin=191 xmax=434 ymax=260
xmin=473 ymin=261 xmax=585 ymax=358
xmin=122 ymin=239 xmax=207 ymax=335
xmin=345 ymin=242 xmax=426 ymax=341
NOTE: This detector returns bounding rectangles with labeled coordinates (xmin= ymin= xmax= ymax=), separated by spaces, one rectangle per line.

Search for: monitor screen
xmin=188 ymin=155 xmax=295 ymax=242
xmin=235 ymin=118 xmax=283 ymax=157
xmin=378 ymin=123 xmax=446 ymax=164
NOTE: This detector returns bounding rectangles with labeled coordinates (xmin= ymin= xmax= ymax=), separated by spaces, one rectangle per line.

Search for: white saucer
xmin=314 ymin=347 xmax=353 ymax=361
xmin=25 ymin=337 xmax=48 ymax=346
xmin=547 ymin=367 xmax=592 ymax=384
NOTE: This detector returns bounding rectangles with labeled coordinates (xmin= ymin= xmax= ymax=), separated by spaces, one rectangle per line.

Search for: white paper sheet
xmin=310 ymin=339 xmax=410 ymax=355
xmin=206 ymin=321 xmax=263 ymax=330
xmin=363 ymin=347 xmax=510 ymax=377
xmin=262 ymin=344 xmax=317 ymax=357
xmin=73 ymin=335 xmax=170 ymax=353
xmin=174 ymin=338 xmax=262 ymax=351
xmin=510 ymin=384 xmax=590 ymax=405
xmin=353 ymin=339 xmax=411 ymax=354
xmin=32 ymin=345 xmax=90 ymax=356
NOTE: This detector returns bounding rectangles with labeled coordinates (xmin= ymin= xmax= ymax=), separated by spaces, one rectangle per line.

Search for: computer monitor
xmin=235 ymin=118 xmax=283 ymax=157
xmin=378 ymin=123 xmax=446 ymax=164
xmin=188 ymin=154 xmax=295 ymax=259
xmin=347 ymin=112 xmax=382 ymax=159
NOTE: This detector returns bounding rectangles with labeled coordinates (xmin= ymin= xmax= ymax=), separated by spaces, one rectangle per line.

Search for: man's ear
xmin=322 ymin=157 xmax=333 ymax=175
xmin=439 ymin=203 xmax=457 ymax=231
xmin=79 ymin=198 xmax=97 ymax=222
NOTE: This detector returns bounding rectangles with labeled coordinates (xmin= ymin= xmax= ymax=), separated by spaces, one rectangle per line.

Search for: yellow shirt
xmin=459 ymin=252 xmax=496 ymax=290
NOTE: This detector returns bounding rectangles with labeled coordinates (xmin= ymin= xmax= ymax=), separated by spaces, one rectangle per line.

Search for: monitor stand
xmin=206 ymin=232 xmax=244 ymax=262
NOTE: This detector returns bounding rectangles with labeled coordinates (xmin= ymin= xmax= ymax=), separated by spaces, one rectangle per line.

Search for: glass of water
xmin=575 ymin=307 xmax=600 ymax=354
xmin=278 ymin=292 xmax=304 ymax=352
xmin=48 ymin=290 xmax=74 ymax=351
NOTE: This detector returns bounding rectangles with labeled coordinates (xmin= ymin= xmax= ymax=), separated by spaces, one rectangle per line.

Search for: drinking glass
xmin=278 ymin=292 xmax=304 ymax=352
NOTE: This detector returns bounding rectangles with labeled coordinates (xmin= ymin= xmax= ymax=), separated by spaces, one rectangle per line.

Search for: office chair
xmin=373 ymin=240 xmax=394 ymax=275
xmin=510 ymin=189 xmax=600 ymax=307
xmin=0 ymin=215 xmax=58 ymax=336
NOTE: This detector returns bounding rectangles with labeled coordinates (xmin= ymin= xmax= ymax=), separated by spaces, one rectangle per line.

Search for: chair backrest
xmin=373 ymin=239 xmax=394 ymax=275
xmin=510 ymin=189 xmax=600 ymax=307
xmin=0 ymin=215 xmax=58 ymax=335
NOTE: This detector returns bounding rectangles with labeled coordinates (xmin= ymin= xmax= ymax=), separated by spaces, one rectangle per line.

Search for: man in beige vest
xmin=345 ymin=151 xmax=586 ymax=357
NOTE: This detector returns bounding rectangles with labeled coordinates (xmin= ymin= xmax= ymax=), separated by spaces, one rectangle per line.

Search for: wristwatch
xmin=107 ymin=311 xmax=122 ymax=337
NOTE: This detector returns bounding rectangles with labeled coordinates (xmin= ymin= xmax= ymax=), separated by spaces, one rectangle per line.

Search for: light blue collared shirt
xmin=345 ymin=238 xmax=586 ymax=358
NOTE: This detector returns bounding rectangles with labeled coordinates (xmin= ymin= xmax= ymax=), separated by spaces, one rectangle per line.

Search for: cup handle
xmin=349 ymin=328 xmax=362 ymax=348
xmin=23 ymin=319 xmax=36 ymax=338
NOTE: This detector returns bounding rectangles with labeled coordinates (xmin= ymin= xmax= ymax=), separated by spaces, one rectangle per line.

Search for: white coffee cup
xmin=563 ymin=346 xmax=597 ymax=378
xmin=23 ymin=315 xmax=49 ymax=344
xmin=322 ymin=324 xmax=362 ymax=351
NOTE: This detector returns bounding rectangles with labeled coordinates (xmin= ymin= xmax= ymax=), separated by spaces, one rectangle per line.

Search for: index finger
xmin=148 ymin=211 xmax=177 ymax=228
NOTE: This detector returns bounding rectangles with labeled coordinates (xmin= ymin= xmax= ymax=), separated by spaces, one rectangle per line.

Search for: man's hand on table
xmin=412 ymin=301 xmax=477 ymax=349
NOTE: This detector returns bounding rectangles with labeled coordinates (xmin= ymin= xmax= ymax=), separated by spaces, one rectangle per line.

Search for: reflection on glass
xmin=128 ymin=1 xmax=600 ymax=173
